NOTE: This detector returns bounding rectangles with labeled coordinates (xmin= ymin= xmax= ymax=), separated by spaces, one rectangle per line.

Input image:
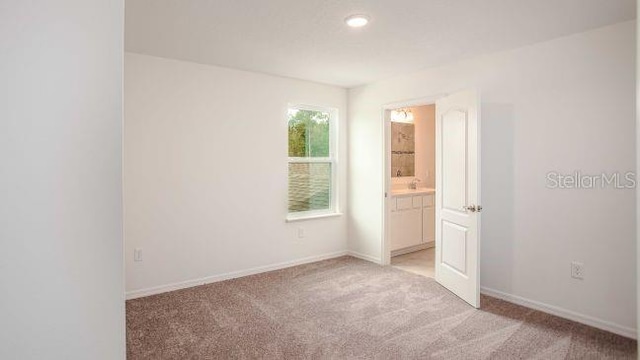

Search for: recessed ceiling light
xmin=345 ymin=14 xmax=369 ymax=28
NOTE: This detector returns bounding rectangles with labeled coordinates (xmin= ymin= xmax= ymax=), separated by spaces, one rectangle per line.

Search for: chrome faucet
xmin=396 ymin=169 xmax=402 ymax=177
xmin=409 ymin=178 xmax=420 ymax=190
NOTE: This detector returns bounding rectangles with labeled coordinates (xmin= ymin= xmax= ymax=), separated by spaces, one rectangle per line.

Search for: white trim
xmin=285 ymin=212 xmax=343 ymax=222
xmin=126 ymin=250 xmax=348 ymax=300
xmin=481 ymin=286 xmax=637 ymax=340
xmin=347 ymin=250 xmax=382 ymax=264
xmin=382 ymin=108 xmax=392 ymax=266
xmin=288 ymin=157 xmax=332 ymax=163
xmin=286 ymin=104 xmax=340 ymax=216
xmin=381 ymin=95 xmax=446 ymax=267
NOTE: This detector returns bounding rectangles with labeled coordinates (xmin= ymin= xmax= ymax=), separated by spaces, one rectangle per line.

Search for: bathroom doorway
xmin=387 ymin=104 xmax=436 ymax=278
xmin=382 ymin=90 xmax=482 ymax=308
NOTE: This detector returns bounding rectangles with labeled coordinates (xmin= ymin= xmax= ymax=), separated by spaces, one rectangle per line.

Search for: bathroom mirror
xmin=391 ymin=121 xmax=415 ymax=177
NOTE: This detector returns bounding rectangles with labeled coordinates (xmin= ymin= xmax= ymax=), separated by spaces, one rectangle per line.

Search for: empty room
xmin=3 ymin=0 xmax=640 ymax=359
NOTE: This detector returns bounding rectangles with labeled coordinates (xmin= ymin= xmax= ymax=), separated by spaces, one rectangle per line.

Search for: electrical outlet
xmin=134 ymin=248 xmax=143 ymax=262
xmin=297 ymin=228 xmax=305 ymax=239
xmin=571 ymin=261 xmax=584 ymax=280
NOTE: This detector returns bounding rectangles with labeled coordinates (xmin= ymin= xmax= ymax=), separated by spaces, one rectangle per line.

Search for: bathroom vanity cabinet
xmin=390 ymin=189 xmax=435 ymax=253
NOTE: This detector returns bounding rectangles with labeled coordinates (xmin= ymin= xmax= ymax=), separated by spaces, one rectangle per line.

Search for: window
xmin=287 ymin=105 xmax=337 ymax=218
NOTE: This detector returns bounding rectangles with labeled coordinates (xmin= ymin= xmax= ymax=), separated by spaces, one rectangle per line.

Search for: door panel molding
xmin=441 ymin=220 xmax=468 ymax=275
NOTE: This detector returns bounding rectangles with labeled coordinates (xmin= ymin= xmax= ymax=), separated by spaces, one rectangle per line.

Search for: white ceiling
xmin=125 ymin=0 xmax=635 ymax=88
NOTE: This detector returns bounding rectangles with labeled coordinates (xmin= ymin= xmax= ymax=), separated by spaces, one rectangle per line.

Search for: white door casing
xmin=435 ymin=89 xmax=481 ymax=308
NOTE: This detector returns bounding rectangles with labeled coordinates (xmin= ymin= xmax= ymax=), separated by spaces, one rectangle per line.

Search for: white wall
xmin=124 ymin=53 xmax=348 ymax=296
xmin=636 ymin=1 xmax=639 ymax=352
xmin=349 ymin=21 xmax=636 ymax=336
xmin=0 ymin=1 xmax=125 ymax=359
xmin=413 ymin=105 xmax=436 ymax=188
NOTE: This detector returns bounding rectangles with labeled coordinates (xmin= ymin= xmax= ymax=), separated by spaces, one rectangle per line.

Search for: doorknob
xmin=463 ymin=205 xmax=478 ymax=212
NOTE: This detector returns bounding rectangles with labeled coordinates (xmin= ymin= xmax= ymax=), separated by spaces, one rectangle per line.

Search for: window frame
xmin=286 ymin=104 xmax=339 ymax=221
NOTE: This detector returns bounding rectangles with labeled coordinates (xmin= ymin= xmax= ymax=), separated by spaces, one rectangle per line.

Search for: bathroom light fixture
xmin=391 ymin=109 xmax=414 ymax=123
xmin=345 ymin=14 xmax=369 ymax=28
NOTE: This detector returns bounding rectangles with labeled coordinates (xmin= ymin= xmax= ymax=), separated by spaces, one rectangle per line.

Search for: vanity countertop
xmin=391 ymin=188 xmax=435 ymax=196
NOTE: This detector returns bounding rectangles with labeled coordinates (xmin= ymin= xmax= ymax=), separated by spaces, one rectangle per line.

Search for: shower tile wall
xmin=391 ymin=122 xmax=415 ymax=177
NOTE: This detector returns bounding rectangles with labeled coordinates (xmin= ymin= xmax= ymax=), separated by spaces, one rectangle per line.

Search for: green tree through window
xmin=288 ymin=109 xmax=330 ymax=157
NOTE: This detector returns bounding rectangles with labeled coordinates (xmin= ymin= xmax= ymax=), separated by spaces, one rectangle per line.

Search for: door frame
xmin=381 ymin=94 xmax=446 ymax=266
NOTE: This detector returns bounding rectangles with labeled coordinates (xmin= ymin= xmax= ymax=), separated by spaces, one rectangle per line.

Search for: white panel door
xmin=435 ymin=89 xmax=481 ymax=308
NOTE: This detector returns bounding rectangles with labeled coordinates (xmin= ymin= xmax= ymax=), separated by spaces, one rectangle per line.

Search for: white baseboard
xmin=481 ymin=286 xmax=636 ymax=340
xmin=347 ymin=250 xmax=382 ymax=264
xmin=126 ymin=250 xmax=349 ymax=300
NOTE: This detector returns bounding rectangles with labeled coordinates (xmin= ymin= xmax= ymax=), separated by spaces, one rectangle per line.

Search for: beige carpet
xmin=127 ymin=256 xmax=636 ymax=359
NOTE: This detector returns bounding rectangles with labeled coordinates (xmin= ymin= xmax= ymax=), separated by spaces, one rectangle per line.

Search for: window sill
xmin=285 ymin=212 xmax=343 ymax=223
